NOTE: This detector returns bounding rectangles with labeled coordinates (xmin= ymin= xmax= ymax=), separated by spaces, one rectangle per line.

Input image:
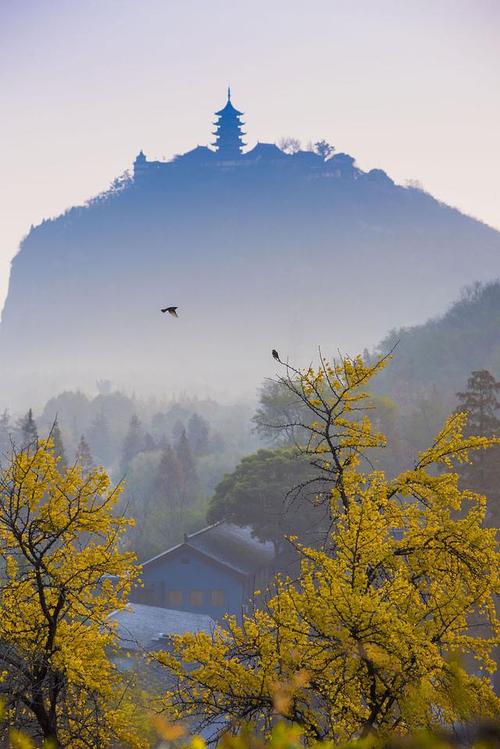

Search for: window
xmin=167 ymin=590 xmax=183 ymax=608
xmin=211 ymin=589 xmax=225 ymax=607
xmin=189 ymin=590 xmax=204 ymax=607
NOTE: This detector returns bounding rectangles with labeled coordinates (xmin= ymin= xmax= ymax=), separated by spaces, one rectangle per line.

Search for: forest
xmin=0 ymin=281 xmax=499 ymax=748
xmin=0 ymin=341 xmax=498 ymax=747
xmin=1 ymin=280 xmax=499 ymax=567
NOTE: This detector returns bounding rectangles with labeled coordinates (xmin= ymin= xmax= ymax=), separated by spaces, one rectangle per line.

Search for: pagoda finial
xmin=227 ymin=85 xmax=231 ymax=101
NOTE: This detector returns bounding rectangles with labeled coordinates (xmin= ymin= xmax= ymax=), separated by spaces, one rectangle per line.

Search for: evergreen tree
xmin=86 ymin=410 xmax=113 ymax=467
xmin=18 ymin=408 xmax=38 ymax=448
xmin=50 ymin=418 xmax=67 ymax=470
xmin=456 ymin=369 xmax=500 ymax=525
xmin=175 ymin=428 xmax=199 ymax=505
xmin=151 ymin=411 xmax=168 ymax=439
xmin=154 ymin=443 xmax=183 ymax=512
xmin=75 ymin=434 xmax=94 ymax=474
xmin=143 ymin=431 xmax=157 ymax=453
xmin=0 ymin=410 xmax=11 ymax=458
xmin=187 ymin=412 xmax=210 ymax=456
xmin=120 ymin=414 xmax=144 ymax=473
xmin=171 ymin=418 xmax=185 ymax=445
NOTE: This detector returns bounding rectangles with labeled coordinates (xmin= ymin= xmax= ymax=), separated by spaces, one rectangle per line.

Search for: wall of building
xmin=134 ymin=547 xmax=246 ymax=621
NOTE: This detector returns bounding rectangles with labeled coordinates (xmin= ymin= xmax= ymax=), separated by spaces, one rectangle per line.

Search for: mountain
xmin=373 ymin=280 xmax=500 ymax=408
xmin=1 ymin=125 xmax=500 ymax=407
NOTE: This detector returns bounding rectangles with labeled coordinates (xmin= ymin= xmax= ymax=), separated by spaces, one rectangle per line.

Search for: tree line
xmin=0 ymin=351 xmax=498 ymax=746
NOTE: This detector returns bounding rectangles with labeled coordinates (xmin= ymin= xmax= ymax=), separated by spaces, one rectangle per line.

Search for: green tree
xmin=176 ymin=429 xmax=199 ymax=506
xmin=75 ymin=434 xmax=94 ymax=474
xmin=86 ymin=410 xmax=113 ymax=467
xmin=456 ymin=369 xmax=500 ymax=526
xmin=208 ymin=448 xmax=327 ymax=555
xmin=124 ymin=445 xmax=206 ymax=561
xmin=187 ymin=413 xmax=210 ymax=457
xmin=50 ymin=418 xmax=67 ymax=470
xmin=121 ymin=415 xmax=145 ymax=474
xmin=18 ymin=408 xmax=38 ymax=448
xmin=0 ymin=410 xmax=11 ymax=459
xmin=253 ymin=379 xmax=310 ymax=446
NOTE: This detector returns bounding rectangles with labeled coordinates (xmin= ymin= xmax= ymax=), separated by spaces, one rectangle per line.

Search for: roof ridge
xmin=185 ymin=521 xmax=222 ymax=541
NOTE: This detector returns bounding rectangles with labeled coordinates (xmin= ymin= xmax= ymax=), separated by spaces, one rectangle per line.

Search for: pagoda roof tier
xmin=212 ymin=129 xmax=247 ymax=137
xmin=215 ymin=100 xmax=243 ymax=117
xmin=213 ymin=119 xmax=245 ymax=126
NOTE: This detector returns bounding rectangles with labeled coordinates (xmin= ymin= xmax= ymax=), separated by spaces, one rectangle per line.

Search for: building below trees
xmin=130 ymin=522 xmax=275 ymax=621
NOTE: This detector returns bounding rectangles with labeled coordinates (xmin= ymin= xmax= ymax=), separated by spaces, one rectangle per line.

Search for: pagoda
xmin=212 ymin=87 xmax=246 ymax=159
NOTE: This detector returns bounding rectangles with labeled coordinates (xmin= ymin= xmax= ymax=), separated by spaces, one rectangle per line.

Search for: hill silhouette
xmin=1 ymin=112 xmax=500 ymax=405
xmin=373 ymin=280 xmax=500 ymax=408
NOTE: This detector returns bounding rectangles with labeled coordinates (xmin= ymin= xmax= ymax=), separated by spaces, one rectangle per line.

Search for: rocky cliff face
xmin=1 ymin=147 xmax=499 ymax=406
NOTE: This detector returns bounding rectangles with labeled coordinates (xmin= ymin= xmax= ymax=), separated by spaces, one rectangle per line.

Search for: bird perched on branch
xmin=272 ymin=349 xmax=280 ymax=361
xmin=161 ymin=306 xmax=178 ymax=317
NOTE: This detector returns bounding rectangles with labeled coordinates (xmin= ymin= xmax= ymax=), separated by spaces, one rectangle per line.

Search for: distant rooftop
xmin=187 ymin=522 xmax=275 ymax=575
xmin=143 ymin=521 xmax=275 ymax=576
xmin=109 ymin=603 xmax=216 ymax=652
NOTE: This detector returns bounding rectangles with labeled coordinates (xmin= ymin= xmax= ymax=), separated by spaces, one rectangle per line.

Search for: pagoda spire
xmin=212 ymin=89 xmax=246 ymax=159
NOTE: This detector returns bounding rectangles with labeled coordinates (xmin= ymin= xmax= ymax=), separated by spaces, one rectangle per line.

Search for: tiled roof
xmin=186 ymin=523 xmax=275 ymax=575
xmin=109 ymin=603 xmax=215 ymax=652
xmin=143 ymin=522 xmax=275 ymax=576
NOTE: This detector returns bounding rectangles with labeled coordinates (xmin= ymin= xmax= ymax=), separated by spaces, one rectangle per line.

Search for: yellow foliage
xmin=156 ymin=354 xmax=500 ymax=744
xmin=0 ymin=439 xmax=147 ymax=748
xmin=9 ymin=729 xmax=35 ymax=749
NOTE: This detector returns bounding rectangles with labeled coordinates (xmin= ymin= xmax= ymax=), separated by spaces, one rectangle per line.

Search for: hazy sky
xmin=1 ymin=0 xmax=499 ymax=311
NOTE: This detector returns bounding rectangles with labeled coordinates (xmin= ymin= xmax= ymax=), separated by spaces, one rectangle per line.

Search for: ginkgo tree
xmin=0 ymin=436 xmax=148 ymax=748
xmin=158 ymin=353 xmax=500 ymax=743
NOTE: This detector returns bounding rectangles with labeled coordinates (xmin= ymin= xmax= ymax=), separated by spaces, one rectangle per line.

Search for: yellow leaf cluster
xmin=0 ymin=439 xmax=147 ymax=748
xmin=157 ymin=354 xmax=500 ymax=744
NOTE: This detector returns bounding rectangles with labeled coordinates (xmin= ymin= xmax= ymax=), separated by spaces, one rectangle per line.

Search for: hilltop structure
xmin=1 ymin=87 xmax=500 ymax=406
xmin=212 ymin=87 xmax=246 ymax=158
xmin=132 ymin=89 xmax=393 ymax=182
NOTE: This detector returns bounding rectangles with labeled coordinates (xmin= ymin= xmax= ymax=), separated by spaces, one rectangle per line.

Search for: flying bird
xmin=272 ymin=349 xmax=280 ymax=361
xmin=161 ymin=306 xmax=178 ymax=317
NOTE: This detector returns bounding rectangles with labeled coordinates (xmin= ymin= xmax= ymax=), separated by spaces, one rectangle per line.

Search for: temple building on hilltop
xmin=211 ymin=87 xmax=246 ymax=159
xmin=131 ymin=88 xmax=383 ymax=184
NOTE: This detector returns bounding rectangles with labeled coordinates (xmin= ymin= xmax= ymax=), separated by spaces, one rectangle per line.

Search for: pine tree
xmin=154 ymin=443 xmax=183 ymax=513
xmin=0 ymin=410 xmax=11 ymax=458
xmin=143 ymin=431 xmax=157 ymax=453
xmin=456 ymin=369 xmax=500 ymax=525
xmin=175 ymin=428 xmax=199 ymax=505
xmin=86 ymin=410 xmax=113 ymax=467
xmin=120 ymin=414 xmax=144 ymax=473
xmin=75 ymin=434 xmax=94 ymax=474
xmin=171 ymin=418 xmax=185 ymax=445
xmin=187 ymin=413 xmax=210 ymax=456
xmin=151 ymin=411 xmax=168 ymax=440
xmin=50 ymin=418 xmax=67 ymax=470
xmin=18 ymin=408 xmax=38 ymax=449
